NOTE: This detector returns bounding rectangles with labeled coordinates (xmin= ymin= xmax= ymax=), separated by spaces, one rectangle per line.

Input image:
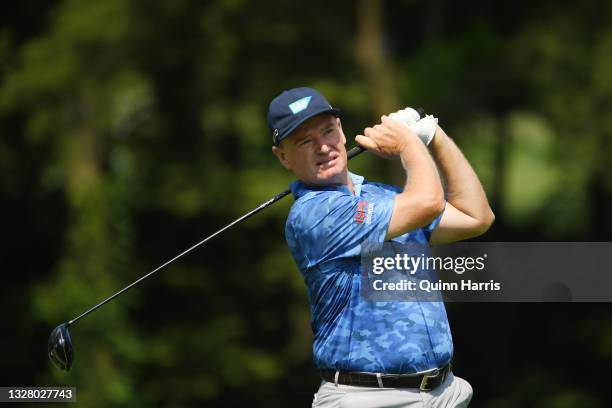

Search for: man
xmin=269 ymin=87 xmax=494 ymax=407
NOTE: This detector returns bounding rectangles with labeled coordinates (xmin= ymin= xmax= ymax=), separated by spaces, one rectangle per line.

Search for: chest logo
xmin=355 ymin=201 xmax=373 ymax=224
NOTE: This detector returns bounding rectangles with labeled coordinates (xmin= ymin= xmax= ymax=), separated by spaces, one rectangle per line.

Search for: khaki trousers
xmin=312 ymin=372 xmax=472 ymax=408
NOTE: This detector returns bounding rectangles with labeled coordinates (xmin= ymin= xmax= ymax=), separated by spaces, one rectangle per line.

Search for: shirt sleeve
xmin=370 ymin=182 xmax=444 ymax=244
xmin=421 ymin=202 xmax=446 ymax=242
xmin=287 ymin=192 xmax=395 ymax=268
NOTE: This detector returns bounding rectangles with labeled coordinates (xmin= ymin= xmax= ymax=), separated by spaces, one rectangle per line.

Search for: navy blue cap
xmin=268 ymin=87 xmax=341 ymax=145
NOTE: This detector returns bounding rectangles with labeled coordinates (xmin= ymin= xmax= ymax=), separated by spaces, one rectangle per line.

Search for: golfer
xmin=269 ymin=87 xmax=494 ymax=407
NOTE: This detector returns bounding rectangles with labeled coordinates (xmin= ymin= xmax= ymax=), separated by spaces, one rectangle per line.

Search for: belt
xmin=320 ymin=363 xmax=451 ymax=391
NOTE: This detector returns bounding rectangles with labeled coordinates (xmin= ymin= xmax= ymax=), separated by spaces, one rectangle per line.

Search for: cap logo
xmin=288 ymin=96 xmax=311 ymax=114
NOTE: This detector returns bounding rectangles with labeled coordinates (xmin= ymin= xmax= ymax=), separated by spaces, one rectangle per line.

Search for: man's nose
xmin=318 ymin=141 xmax=331 ymax=153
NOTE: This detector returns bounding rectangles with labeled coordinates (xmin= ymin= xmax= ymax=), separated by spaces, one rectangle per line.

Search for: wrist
xmin=429 ymin=126 xmax=448 ymax=152
xmin=397 ymin=132 xmax=420 ymax=154
xmin=408 ymin=115 xmax=438 ymax=146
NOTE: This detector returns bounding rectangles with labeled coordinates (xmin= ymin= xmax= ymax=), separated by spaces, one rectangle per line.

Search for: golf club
xmin=48 ymin=108 xmax=426 ymax=371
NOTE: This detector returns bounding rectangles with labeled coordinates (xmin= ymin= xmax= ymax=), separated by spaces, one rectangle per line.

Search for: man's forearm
xmin=399 ymin=134 xmax=443 ymax=202
xmin=385 ymin=136 xmax=445 ymax=239
xmin=356 ymin=115 xmax=446 ymax=239
xmin=429 ymin=126 xmax=493 ymax=223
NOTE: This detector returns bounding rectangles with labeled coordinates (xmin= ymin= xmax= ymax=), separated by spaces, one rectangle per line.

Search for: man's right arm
xmin=356 ymin=116 xmax=445 ymax=240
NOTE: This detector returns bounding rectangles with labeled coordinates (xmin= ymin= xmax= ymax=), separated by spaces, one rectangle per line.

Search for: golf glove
xmin=389 ymin=107 xmax=438 ymax=146
xmin=389 ymin=107 xmax=420 ymax=126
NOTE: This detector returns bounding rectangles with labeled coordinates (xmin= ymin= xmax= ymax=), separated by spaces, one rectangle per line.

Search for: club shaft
xmin=69 ymin=190 xmax=291 ymax=325
xmin=67 ymin=107 xmax=425 ymax=326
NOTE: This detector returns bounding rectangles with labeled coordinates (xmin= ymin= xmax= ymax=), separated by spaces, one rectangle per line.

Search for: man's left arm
xmin=429 ymin=126 xmax=495 ymax=244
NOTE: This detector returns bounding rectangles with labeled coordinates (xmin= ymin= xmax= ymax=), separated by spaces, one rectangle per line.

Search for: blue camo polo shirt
xmin=285 ymin=172 xmax=453 ymax=374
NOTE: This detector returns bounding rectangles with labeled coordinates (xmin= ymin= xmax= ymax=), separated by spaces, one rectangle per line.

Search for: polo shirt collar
xmin=290 ymin=172 xmax=365 ymax=199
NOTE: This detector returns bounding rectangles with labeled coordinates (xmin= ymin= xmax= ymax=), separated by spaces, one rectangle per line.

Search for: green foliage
xmin=2 ymin=0 xmax=612 ymax=406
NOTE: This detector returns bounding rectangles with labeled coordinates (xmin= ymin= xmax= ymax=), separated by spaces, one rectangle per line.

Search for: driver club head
xmin=48 ymin=323 xmax=73 ymax=371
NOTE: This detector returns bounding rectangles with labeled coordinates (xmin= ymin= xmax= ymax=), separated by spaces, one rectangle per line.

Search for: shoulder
xmin=286 ymin=189 xmax=361 ymax=240
xmin=364 ymin=181 xmax=402 ymax=195
xmin=287 ymin=190 xmax=354 ymax=227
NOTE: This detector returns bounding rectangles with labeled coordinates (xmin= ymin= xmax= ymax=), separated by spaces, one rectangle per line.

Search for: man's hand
xmin=411 ymin=115 xmax=438 ymax=146
xmin=389 ymin=107 xmax=420 ymax=126
xmin=355 ymin=115 xmax=422 ymax=159
xmin=389 ymin=107 xmax=438 ymax=146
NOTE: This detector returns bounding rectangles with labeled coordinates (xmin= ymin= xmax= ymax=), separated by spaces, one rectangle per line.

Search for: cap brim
xmin=275 ymin=107 xmax=342 ymax=145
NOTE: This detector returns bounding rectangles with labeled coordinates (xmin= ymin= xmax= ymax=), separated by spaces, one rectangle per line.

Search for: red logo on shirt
xmin=355 ymin=201 xmax=368 ymax=223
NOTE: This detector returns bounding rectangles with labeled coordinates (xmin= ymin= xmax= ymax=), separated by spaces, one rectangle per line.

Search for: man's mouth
xmin=316 ymin=154 xmax=339 ymax=167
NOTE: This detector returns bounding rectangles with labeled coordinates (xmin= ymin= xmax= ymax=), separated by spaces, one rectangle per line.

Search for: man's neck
xmin=330 ymin=171 xmax=356 ymax=195
xmin=346 ymin=174 xmax=355 ymax=195
xmin=304 ymin=171 xmax=356 ymax=195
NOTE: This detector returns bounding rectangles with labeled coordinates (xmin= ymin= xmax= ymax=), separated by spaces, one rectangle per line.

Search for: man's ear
xmin=336 ymin=117 xmax=346 ymax=145
xmin=272 ymin=145 xmax=291 ymax=170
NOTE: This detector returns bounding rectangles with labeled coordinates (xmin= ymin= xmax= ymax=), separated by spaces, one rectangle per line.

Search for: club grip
xmin=347 ymin=107 xmax=426 ymax=161
xmin=346 ymin=145 xmax=366 ymax=160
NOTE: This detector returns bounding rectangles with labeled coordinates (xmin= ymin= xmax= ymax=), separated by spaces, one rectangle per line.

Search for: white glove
xmin=389 ymin=107 xmax=420 ymax=127
xmin=410 ymin=114 xmax=438 ymax=146
xmin=389 ymin=107 xmax=438 ymax=146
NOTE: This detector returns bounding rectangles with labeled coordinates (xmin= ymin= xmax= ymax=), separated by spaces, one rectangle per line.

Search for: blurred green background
xmin=2 ymin=0 xmax=612 ymax=406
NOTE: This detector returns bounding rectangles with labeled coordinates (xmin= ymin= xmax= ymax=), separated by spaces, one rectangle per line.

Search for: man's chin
xmin=314 ymin=166 xmax=346 ymax=186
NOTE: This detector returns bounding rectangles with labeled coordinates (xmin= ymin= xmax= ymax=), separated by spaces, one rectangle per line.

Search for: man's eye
xmin=300 ymin=139 xmax=311 ymax=146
